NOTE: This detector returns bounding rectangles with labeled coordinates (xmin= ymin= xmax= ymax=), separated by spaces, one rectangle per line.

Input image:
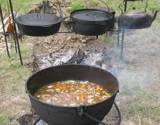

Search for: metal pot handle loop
xmin=83 ymin=112 xmax=107 ymax=125
xmin=77 ymin=106 xmax=107 ymax=125
xmin=77 ymin=102 xmax=121 ymax=125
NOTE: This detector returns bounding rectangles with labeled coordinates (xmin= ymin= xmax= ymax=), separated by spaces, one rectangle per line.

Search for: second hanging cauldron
xmin=70 ymin=9 xmax=115 ymax=36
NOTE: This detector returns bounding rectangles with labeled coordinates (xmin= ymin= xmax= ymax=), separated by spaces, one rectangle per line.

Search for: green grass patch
xmin=122 ymin=87 xmax=160 ymax=123
xmin=0 ymin=115 xmax=8 ymax=125
xmin=0 ymin=0 xmax=42 ymax=13
xmin=70 ymin=0 xmax=85 ymax=12
xmin=0 ymin=39 xmax=32 ymax=94
xmin=0 ymin=38 xmax=32 ymax=124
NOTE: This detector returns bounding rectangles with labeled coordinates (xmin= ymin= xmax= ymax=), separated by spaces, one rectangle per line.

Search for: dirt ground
xmin=0 ymin=22 xmax=160 ymax=125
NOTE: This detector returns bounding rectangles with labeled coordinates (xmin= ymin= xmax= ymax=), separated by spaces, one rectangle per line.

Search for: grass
xmin=0 ymin=0 xmax=42 ymax=13
xmin=121 ymin=87 xmax=160 ymax=124
xmin=0 ymin=38 xmax=32 ymax=125
xmin=0 ymin=39 xmax=32 ymax=88
xmin=68 ymin=0 xmax=160 ymax=12
xmin=0 ymin=0 xmax=159 ymax=13
xmin=70 ymin=0 xmax=85 ymax=12
xmin=0 ymin=115 xmax=8 ymax=125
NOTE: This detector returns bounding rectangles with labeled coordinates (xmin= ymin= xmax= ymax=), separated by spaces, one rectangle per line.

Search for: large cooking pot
xmin=26 ymin=64 xmax=119 ymax=125
xmin=15 ymin=13 xmax=62 ymax=36
xmin=70 ymin=9 xmax=115 ymax=36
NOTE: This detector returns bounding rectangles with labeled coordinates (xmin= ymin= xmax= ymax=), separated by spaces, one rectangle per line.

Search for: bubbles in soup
xmin=34 ymin=80 xmax=111 ymax=107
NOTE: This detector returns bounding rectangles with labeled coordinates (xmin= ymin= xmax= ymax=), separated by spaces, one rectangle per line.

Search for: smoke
xmin=103 ymin=24 xmax=160 ymax=93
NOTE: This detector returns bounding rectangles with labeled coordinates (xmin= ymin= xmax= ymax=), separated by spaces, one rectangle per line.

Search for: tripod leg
xmin=9 ymin=0 xmax=23 ymax=65
xmin=12 ymin=32 xmax=18 ymax=53
xmin=120 ymin=29 xmax=125 ymax=59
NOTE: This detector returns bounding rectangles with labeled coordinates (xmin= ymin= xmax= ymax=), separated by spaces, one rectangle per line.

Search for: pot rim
xmin=26 ymin=64 xmax=119 ymax=109
xmin=70 ymin=9 xmax=114 ymax=24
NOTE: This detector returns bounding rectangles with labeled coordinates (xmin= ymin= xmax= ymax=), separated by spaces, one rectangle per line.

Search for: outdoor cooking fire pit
xmin=26 ymin=64 xmax=119 ymax=125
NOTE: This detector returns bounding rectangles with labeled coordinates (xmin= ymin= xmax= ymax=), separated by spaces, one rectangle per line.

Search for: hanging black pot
xmin=15 ymin=13 xmax=62 ymax=36
xmin=70 ymin=9 xmax=115 ymax=36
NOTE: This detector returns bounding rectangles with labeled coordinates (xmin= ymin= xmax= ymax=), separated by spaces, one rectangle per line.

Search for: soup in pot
xmin=34 ymin=80 xmax=111 ymax=107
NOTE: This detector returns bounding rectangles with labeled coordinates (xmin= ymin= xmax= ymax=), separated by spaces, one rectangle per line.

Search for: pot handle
xmin=77 ymin=102 xmax=121 ymax=125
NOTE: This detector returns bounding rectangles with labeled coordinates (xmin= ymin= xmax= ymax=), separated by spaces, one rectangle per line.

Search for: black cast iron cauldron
xmin=26 ymin=65 xmax=119 ymax=125
xmin=70 ymin=9 xmax=115 ymax=36
xmin=15 ymin=13 xmax=62 ymax=36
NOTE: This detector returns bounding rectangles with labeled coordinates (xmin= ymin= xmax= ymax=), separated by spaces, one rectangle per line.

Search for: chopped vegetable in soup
xmin=34 ymin=80 xmax=111 ymax=107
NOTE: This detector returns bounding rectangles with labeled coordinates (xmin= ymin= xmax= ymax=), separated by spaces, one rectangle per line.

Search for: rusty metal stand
xmin=0 ymin=5 xmax=10 ymax=58
xmin=8 ymin=0 xmax=23 ymax=65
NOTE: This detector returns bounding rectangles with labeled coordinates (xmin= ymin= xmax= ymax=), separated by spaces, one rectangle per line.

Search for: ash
xmin=32 ymin=34 xmax=120 ymax=77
